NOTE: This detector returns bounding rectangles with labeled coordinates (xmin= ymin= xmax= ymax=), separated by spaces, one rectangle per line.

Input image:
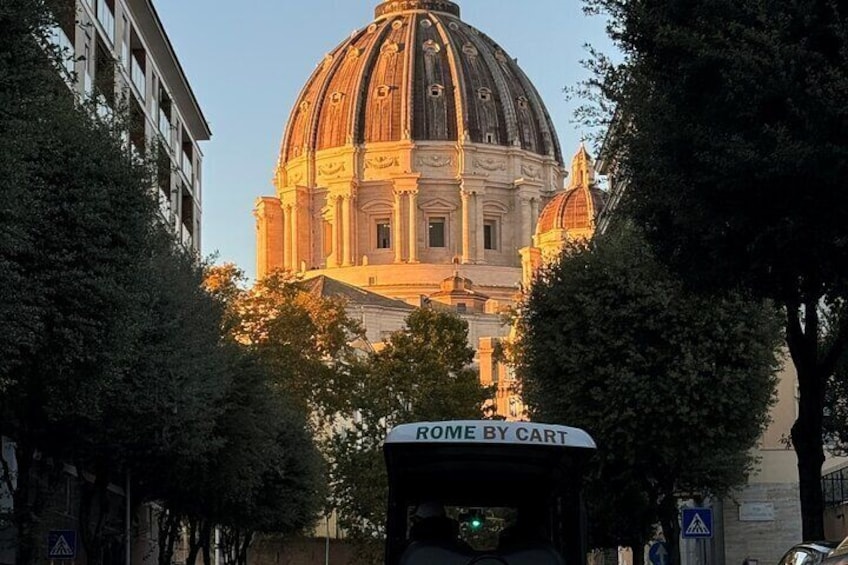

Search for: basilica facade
xmin=254 ymin=0 xmax=604 ymax=418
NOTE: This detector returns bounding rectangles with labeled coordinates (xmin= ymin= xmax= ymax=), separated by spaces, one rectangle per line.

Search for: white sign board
xmin=386 ymin=421 xmax=596 ymax=449
xmin=739 ymin=502 xmax=775 ymax=522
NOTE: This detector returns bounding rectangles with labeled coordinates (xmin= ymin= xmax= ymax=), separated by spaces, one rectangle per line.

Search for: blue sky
xmin=154 ymin=0 xmax=614 ymax=279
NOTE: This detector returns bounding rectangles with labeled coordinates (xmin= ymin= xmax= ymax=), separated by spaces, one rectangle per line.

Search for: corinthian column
xmin=461 ymin=190 xmax=472 ymax=264
xmin=475 ymin=192 xmax=485 ymax=264
xmin=290 ymin=205 xmax=300 ymax=272
xmin=343 ymin=195 xmax=354 ymax=267
xmin=520 ymin=196 xmax=532 ymax=249
xmin=408 ymin=191 xmax=419 ymax=264
xmin=283 ymin=205 xmax=293 ymax=270
xmin=393 ymin=191 xmax=404 ymax=263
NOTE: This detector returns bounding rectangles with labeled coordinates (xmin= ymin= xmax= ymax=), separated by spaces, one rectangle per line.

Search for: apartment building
xmin=50 ymin=0 xmax=211 ymax=251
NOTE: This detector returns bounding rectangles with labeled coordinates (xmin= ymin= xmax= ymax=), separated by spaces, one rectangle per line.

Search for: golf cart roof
xmin=386 ymin=421 xmax=597 ymax=449
xmin=384 ymin=421 xmax=596 ymax=507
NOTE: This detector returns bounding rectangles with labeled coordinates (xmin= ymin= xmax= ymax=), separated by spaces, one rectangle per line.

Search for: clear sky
xmin=154 ymin=0 xmax=615 ymax=279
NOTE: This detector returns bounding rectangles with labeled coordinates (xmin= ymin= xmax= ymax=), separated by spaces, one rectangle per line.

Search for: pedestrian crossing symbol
xmin=682 ymin=508 xmax=713 ymax=539
xmin=47 ymin=530 xmax=76 ymax=559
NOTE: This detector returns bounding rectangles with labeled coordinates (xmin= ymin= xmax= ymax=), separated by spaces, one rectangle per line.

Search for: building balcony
xmin=130 ymin=56 xmax=145 ymax=101
xmin=158 ymin=111 xmax=171 ymax=146
xmin=47 ymin=26 xmax=75 ymax=76
xmin=96 ymin=1 xmax=115 ymax=45
xmin=180 ymin=152 xmax=193 ymax=183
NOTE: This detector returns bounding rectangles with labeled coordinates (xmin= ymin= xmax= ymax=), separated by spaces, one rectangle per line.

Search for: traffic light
xmin=461 ymin=509 xmax=486 ymax=531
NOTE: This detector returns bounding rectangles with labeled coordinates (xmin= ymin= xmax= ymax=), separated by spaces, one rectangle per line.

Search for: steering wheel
xmin=466 ymin=556 xmax=509 ymax=565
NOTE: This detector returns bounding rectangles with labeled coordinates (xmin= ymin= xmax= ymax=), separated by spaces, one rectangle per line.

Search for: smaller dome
xmin=536 ymin=144 xmax=606 ymax=236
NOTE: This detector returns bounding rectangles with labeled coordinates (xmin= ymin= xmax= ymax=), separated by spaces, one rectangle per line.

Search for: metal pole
xmin=325 ymin=516 xmax=330 ymax=565
xmin=125 ymin=469 xmax=131 ymax=565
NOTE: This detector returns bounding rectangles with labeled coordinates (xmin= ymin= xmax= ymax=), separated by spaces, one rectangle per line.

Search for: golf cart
xmin=383 ymin=421 xmax=597 ymax=565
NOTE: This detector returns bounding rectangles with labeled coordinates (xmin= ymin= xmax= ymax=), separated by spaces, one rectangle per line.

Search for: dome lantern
xmin=375 ymin=0 xmax=460 ymax=18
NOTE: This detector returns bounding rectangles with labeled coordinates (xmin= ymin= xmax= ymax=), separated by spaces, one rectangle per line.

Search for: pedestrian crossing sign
xmin=682 ymin=508 xmax=713 ymax=539
xmin=47 ymin=530 xmax=76 ymax=560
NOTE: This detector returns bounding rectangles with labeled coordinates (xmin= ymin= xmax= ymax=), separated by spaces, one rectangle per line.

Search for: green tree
xmin=327 ymin=308 xmax=492 ymax=562
xmin=206 ymin=266 xmax=363 ymax=421
xmin=515 ymin=226 xmax=782 ymax=565
xmin=0 ymin=1 xmax=170 ymax=563
xmin=583 ymin=0 xmax=848 ymax=538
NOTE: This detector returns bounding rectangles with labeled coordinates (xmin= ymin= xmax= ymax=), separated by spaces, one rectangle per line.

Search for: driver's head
xmin=413 ymin=501 xmax=446 ymax=522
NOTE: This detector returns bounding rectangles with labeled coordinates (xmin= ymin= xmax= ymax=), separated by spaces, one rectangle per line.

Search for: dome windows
xmin=428 ymin=84 xmax=445 ymax=98
xmin=423 ymin=40 xmax=441 ymax=55
xmin=374 ymin=85 xmax=392 ymax=99
xmin=517 ymin=96 xmax=529 ymax=110
xmin=367 ymin=23 xmax=378 ymax=34
xmin=462 ymin=44 xmax=478 ymax=57
xmin=420 ymin=18 xmax=432 ymax=28
xmin=329 ymin=91 xmax=345 ymax=105
xmin=478 ymin=88 xmax=493 ymax=102
xmin=347 ymin=47 xmax=361 ymax=60
xmin=391 ymin=19 xmax=404 ymax=30
xmin=448 ymin=21 xmax=460 ymax=31
xmin=299 ymin=100 xmax=311 ymax=112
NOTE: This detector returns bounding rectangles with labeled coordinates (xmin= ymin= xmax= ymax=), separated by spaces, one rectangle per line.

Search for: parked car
xmin=779 ymin=542 xmax=839 ymax=565
xmin=822 ymin=537 xmax=848 ymax=565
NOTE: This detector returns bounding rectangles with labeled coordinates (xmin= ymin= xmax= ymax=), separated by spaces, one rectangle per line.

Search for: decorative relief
xmin=391 ymin=19 xmax=404 ymax=30
xmin=448 ymin=21 xmax=459 ymax=31
xmin=423 ymin=40 xmax=441 ymax=54
xmin=495 ymin=50 xmax=508 ymax=64
xmin=462 ymin=44 xmax=478 ymax=57
xmin=473 ymin=157 xmax=506 ymax=172
xmin=347 ymin=47 xmax=361 ymax=60
xmin=381 ymin=42 xmax=401 ymax=55
xmin=367 ymin=23 xmax=378 ymax=34
xmin=416 ymin=155 xmax=454 ymax=168
xmin=420 ymin=19 xmax=432 ymax=28
xmin=365 ymin=156 xmax=399 ymax=169
xmin=318 ymin=162 xmax=345 ymax=176
xmin=521 ymin=164 xmax=542 ymax=179
xmin=289 ymin=170 xmax=304 ymax=185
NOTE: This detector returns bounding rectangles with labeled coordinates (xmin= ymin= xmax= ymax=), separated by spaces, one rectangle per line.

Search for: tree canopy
xmin=582 ymin=0 xmax=848 ymax=538
xmin=515 ymin=226 xmax=782 ymax=564
xmin=0 ymin=4 xmax=326 ymax=563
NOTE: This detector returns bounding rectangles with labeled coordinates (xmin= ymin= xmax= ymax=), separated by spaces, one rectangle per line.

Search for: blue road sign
xmin=47 ymin=530 xmax=76 ymax=560
xmin=681 ymin=508 xmax=713 ymax=539
xmin=649 ymin=542 xmax=670 ymax=565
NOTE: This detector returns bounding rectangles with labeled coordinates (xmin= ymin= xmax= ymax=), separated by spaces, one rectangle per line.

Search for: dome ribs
xmin=412 ymin=15 xmax=458 ymax=142
xmin=461 ymin=30 xmax=522 ymax=149
xmin=280 ymin=4 xmax=564 ymax=165
xmin=356 ymin=19 xmax=398 ymax=145
xmin=316 ymin=28 xmax=382 ymax=151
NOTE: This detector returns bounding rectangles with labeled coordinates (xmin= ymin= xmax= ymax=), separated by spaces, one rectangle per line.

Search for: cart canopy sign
xmin=386 ymin=421 xmax=596 ymax=449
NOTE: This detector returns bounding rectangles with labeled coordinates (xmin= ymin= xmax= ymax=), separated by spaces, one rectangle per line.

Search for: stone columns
xmin=408 ymin=190 xmax=419 ymax=263
xmin=519 ymin=197 xmax=532 ymax=249
xmin=328 ymin=196 xmax=341 ymax=268
xmin=475 ymin=192 xmax=485 ymax=264
xmin=283 ymin=205 xmax=293 ymax=270
xmin=343 ymin=194 xmax=354 ymax=267
xmin=461 ymin=190 xmax=472 ymax=264
xmin=393 ymin=190 xmax=404 ymax=263
xmin=290 ymin=204 xmax=300 ymax=272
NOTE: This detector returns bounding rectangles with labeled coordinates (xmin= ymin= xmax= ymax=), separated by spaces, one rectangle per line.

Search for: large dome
xmin=280 ymin=0 xmax=563 ymax=164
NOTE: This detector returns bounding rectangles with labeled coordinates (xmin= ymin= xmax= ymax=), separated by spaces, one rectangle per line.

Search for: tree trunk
xmin=785 ymin=299 xmax=829 ymax=541
xmin=658 ymin=493 xmax=680 ymax=565
xmin=77 ymin=460 xmax=112 ymax=565
xmin=158 ymin=509 xmax=180 ymax=565
xmin=237 ymin=532 xmax=252 ymax=565
xmin=12 ymin=441 xmax=36 ymax=565
xmin=201 ymin=522 xmax=213 ymax=565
